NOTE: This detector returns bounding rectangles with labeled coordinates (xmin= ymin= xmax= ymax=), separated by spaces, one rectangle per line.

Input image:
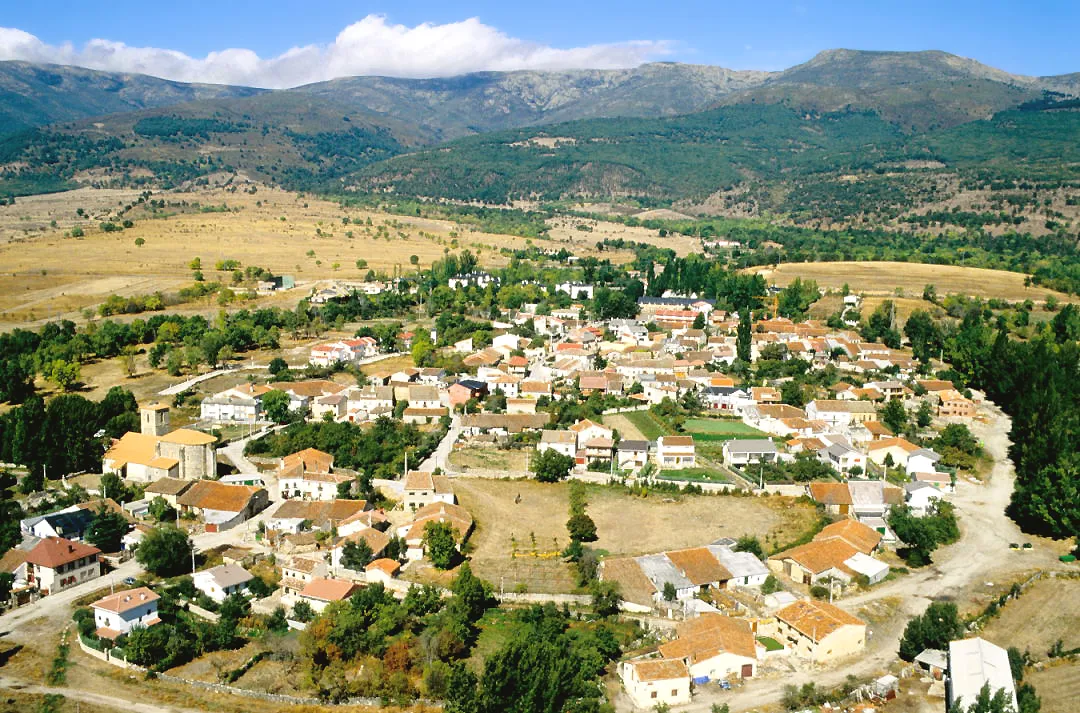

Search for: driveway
xmin=418 ymin=414 xmax=461 ymax=473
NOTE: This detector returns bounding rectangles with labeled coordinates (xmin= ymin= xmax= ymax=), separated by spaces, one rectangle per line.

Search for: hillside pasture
xmin=0 ymin=185 xmax=623 ymax=331
xmin=751 ymin=261 xmax=1071 ymax=304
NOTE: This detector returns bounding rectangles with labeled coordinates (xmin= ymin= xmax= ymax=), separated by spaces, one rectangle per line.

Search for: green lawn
xmin=656 ymin=467 xmax=731 ymax=484
xmin=757 ymin=636 xmax=783 ymax=651
xmin=684 ymin=419 xmax=768 ymax=440
xmin=622 ymin=410 xmax=671 ymax=440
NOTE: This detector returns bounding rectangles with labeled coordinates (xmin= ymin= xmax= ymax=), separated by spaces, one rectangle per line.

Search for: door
xmin=741 ymin=664 xmax=753 ymax=678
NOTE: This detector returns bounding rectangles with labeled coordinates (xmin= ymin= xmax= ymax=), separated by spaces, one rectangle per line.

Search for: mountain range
xmin=1 ymin=49 xmax=1079 ymax=212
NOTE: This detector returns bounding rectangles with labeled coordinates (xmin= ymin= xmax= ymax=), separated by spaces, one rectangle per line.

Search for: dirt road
xmin=658 ymin=403 xmax=1064 ymax=713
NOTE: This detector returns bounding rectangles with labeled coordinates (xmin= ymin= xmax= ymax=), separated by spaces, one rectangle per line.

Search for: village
xmin=0 ymin=270 xmax=1070 ymax=713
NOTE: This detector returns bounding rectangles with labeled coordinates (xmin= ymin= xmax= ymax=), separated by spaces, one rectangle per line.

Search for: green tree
xmin=341 ymin=538 xmax=374 ymax=570
xmin=880 ymin=399 xmax=909 ymax=434
xmin=956 ymin=682 xmax=1020 ymax=713
xmin=46 ymin=360 xmax=80 ymax=391
xmin=734 ymin=535 xmax=765 ymax=559
xmin=135 ymin=525 xmax=193 ymax=577
xmin=268 ymin=357 xmax=288 ymax=375
xmin=424 ymin=520 xmax=458 ymax=570
xmin=591 ymin=580 xmax=622 ymax=617
xmin=898 ymin=601 xmax=964 ymax=661
xmin=532 ymin=449 xmax=574 ymax=483
xmin=662 ymin=581 xmax=677 ymax=601
xmin=566 ymin=512 xmax=598 ymax=542
xmin=148 ymin=496 xmax=176 ymax=522
xmin=262 ymin=389 xmax=292 ymax=424
xmin=916 ymin=400 xmax=935 ymax=429
xmin=736 ymin=307 xmax=752 ymax=363
xmin=888 ymin=504 xmax=941 ymax=566
xmin=85 ymin=506 xmax=128 ymax=552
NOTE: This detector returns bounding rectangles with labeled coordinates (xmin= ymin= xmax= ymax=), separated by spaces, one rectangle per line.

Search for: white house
xmin=819 ymin=443 xmax=867 ymax=474
xmin=906 ymin=448 xmax=943 ymax=476
xmin=22 ymin=537 xmax=101 ymax=595
xmin=555 ymin=282 xmax=595 ymax=300
xmin=569 ymin=419 xmax=613 ymax=446
xmin=905 ymin=482 xmax=944 ymax=516
xmin=199 ymin=383 xmax=272 ymax=423
xmin=402 ymin=471 xmax=456 ymax=512
xmin=722 ymin=439 xmax=779 ymax=466
xmin=539 ymin=430 xmax=578 ymax=458
xmin=91 ymin=587 xmax=160 ymax=640
xmin=656 ymin=436 xmax=696 ymax=469
xmin=619 ymin=659 xmax=691 ymax=709
xmin=193 ymin=564 xmax=254 ymax=603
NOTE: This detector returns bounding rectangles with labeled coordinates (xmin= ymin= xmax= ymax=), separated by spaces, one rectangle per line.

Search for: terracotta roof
xmin=406 ymin=502 xmax=474 ymax=542
xmin=300 ymin=577 xmax=357 ymax=602
xmin=271 ymin=380 xmax=347 ymax=398
xmin=365 ymin=558 xmax=401 ymax=576
xmin=343 ymin=528 xmax=390 ymax=555
xmin=270 ymin=499 xmax=368 ymax=525
xmin=815 ymin=520 xmax=882 ymax=555
xmin=569 ymin=418 xmax=608 ymax=433
xmin=755 ymin=404 xmax=807 ymax=420
xmin=285 ymin=556 xmax=323 ymax=574
xmin=147 ymin=456 xmax=180 ymax=469
xmin=104 ymin=432 xmax=159 ymax=467
xmin=862 ymin=421 xmax=894 ymax=436
xmin=776 ymin=599 xmax=865 ymax=642
xmin=0 ymin=548 xmax=28 ymax=573
xmin=145 ymin=477 xmax=194 ymax=496
xmin=665 ymin=548 xmax=733 ymax=586
xmin=808 ymin=482 xmax=853 ymax=505
xmin=178 ymin=481 xmax=262 ymax=513
xmin=160 ymin=428 xmax=216 ymax=446
xmin=770 ymin=539 xmax=860 ymax=576
xmin=868 ymin=437 xmax=920 ymax=454
xmin=629 ymin=658 xmax=689 ymax=682
xmin=659 ymin=435 xmax=694 ymax=447
xmin=92 ymin=587 xmax=159 ymax=614
xmin=282 ymin=447 xmax=334 ymax=474
xmin=25 ymin=537 xmax=100 ymax=569
xmin=661 ymin=613 xmax=756 ymax=661
xmin=599 ymin=557 xmax=657 ymax=606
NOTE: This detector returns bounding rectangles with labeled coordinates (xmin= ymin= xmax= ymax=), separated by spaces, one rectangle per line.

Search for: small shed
xmin=915 ymin=648 xmax=948 ymax=680
xmin=872 ymin=674 xmax=899 ymax=700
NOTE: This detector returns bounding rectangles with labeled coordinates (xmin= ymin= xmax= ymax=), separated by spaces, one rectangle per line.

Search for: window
xmin=650 ymin=692 xmax=657 ymax=699
xmin=671 ymin=690 xmax=678 ymax=697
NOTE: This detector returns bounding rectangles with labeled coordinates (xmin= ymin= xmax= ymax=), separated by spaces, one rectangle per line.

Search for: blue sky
xmin=0 ymin=1 xmax=1076 ymax=87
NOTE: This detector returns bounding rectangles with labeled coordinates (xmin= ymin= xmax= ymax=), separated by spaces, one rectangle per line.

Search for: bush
xmin=810 ymin=585 xmax=830 ymax=599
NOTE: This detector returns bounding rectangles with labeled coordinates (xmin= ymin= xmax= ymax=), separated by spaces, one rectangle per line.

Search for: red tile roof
xmin=25 ymin=537 xmax=100 ymax=569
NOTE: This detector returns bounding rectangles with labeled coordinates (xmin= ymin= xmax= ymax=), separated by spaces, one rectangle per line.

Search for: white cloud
xmin=0 ymin=16 xmax=671 ymax=88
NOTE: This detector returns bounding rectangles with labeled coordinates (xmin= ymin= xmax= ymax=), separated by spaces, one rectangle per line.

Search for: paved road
xmin=418 ymin=414 xmax=461 ymax=473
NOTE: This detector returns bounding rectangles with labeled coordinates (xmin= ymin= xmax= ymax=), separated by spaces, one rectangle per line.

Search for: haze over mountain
xmin=3 ymin=48 xmax=1080 ymax=214
xmin=0 ymin=61 xmax=264 ymax=135
xmin=3 ymin=49 xmax=1077 ymax=142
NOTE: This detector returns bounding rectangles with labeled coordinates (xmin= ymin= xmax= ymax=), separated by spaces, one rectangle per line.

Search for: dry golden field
xmin=1027 ymin=660 xmax=1080 ymax=713
xmin=0 ymin=186 xmax=640 ymax=331
xmin=452 ymin=478 xmax=818 ymax=593
xmin=979 ymin=576 xmax=1080 ymax=654
xmin=751 ymin=261 xmax=1072 ymax=304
